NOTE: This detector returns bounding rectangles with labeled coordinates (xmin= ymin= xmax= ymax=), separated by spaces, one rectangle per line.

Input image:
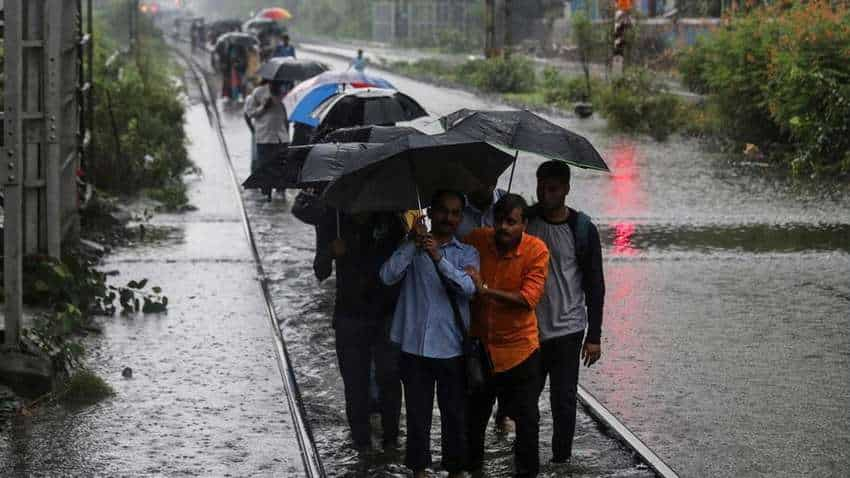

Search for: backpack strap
xmin=566 ymin=208 xmax=592 ymax=261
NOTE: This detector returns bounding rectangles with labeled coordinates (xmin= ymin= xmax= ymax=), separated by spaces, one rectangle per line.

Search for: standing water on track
xmin=198 ymin=43 xmax=849 ymax=477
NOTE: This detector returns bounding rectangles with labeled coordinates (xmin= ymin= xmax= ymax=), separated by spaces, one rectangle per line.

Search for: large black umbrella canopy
xmin=315 ymin=125 xmax=425 ymax=144
xmin=298 ymin=142 xmax=383 ymax=186
xmin=439 ymin=109 xmax=609 ymax=172
xmin=312 ymin=88 xmax=428 ymax=131
xmin=257 ymin=57 xmax=328 ymax=82
xmin=322 ymin=132 xmax=515 ymax=213
xmin=241 ymin=142 xmax=382 ymax=190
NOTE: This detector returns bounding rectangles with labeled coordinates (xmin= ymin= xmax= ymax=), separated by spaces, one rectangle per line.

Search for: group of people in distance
xmin=312 ymin=160 xmax=605 ymax=477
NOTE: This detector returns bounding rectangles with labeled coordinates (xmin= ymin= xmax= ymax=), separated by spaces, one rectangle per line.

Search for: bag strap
xmin=432 ymin=260 xmax=469 ymax=340
xmin=566 ymin=208 xmax=591 ymax=260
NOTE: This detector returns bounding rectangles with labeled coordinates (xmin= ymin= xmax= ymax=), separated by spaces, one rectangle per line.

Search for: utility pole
xmin=484 ymin=0 xmax=496 ymax=58
xmin=503 ymin=0 xmax=513 ymax=57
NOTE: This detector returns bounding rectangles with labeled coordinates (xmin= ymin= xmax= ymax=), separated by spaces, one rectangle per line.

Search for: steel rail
xmin=578 ymin=385 xmax=679 ymax=478
xmin=173 ymin=45 xmax=326 ymax=478
xmin=173 ymin=33 xmax=678 ymax=478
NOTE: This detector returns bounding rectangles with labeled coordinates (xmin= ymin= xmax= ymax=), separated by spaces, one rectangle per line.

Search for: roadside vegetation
xmin=1 ymin=0 xmax=183 ymax=410
xmin=391 ymin=1 xmax=849 ymax=178
xmin=89 ymin=0 xmax=193 ymax=211
xmin=678 ymin=0 xmax=850 ymax=177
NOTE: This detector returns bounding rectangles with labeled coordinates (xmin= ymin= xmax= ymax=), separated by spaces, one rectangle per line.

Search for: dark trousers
xmin=468 ymin=350 xmax=541 ymax=477
xmin=538 ymin=331 xmax=583 ymax=462
xmin=400 ymin=352 xmax=467 ymax=473
xmin=335 ymin=317 xmax=401 ymax=446
xmin=255 ymin=143 xmax=288 ymax=195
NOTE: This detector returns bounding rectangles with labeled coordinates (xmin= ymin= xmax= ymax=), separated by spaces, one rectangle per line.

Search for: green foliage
xmin=598 ymin=68 xmax=684 ymax=141
xmin=456 ymin=56 xmax=537 ymax=94
xmin=540 ymin=67 xmax=601 ymax=106
xmin=57 ymin=370 xmax=115 ymax=405
xmin=677 ymin=0 xmax=850 ymax=176
xmin=89 ymin=1 xmax=191 ymax=205
xmin=22 ymin=255 xmax=112 ymax=316
xmin=11 ymin=254 xmax=169 ymax=371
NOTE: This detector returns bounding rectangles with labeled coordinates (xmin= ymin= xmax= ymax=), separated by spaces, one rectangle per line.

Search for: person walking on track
xmin=244 ymin=79 xmax=289 ymax=199
xmin=380 ymin=190 xmax=479 ymax=478
xmin=464 ymin=194 xmax=550 ymax=478
xmin=527 ymin=160 xmax=605 ymax=465
xmin=313 ymin=211 xmax=406 ymax=453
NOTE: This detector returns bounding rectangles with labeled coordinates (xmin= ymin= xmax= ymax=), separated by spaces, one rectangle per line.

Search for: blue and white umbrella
xmin=284 ymin=71 xmax=395 ymax=126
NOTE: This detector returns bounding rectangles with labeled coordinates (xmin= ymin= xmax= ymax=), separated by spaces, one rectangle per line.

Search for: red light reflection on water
xmin=612 ymin=222 xmax=638 ymax=256
xmin=604 ymin=142 xmax=644 ymax=256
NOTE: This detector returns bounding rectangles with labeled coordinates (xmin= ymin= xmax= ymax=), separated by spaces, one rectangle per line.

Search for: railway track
xmin=172 ymin=37 xmax=678 ymax=478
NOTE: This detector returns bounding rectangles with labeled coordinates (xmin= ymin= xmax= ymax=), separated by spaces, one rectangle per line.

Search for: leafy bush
xmin=457 ymin=56 xmax=537 ymax=94
xmin=88 ymin=2 xmax=191 ymax=204
xmin=540 ymin=67 xmax=602 ymax=106
xmin=598 ymin=68 xmax=684 ymax=141
xmin=677 ymin=0 xmax=850 ymax=176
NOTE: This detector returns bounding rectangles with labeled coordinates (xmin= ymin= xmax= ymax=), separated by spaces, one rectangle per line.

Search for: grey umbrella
xmin=439 ymin=109 xmax=610 ymax=188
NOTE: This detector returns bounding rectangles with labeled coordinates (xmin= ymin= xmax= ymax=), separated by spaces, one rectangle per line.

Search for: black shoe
xmin=551 ymin=456 xmax=572 ymax=464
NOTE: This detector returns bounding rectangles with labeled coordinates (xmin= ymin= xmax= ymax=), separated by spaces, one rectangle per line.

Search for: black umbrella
xmin=257 ymin=57 xmax=328 ymax=82
xmin=312 ymin=88 xmax=427 ymax=132
xmin=241 ymin=142 xmax=382 ymax=191
xmin=439 ymin=109 xmax=610 ymax=182
xmin=214 ymin=32 xmax=259 ymax=54
xmin=243 ymin=17 xmax=282 ymax=33
xmin=314 ymin=125 xmax=424 ymax=144
xmin=322 ymin=132 xmax=515 ymax=213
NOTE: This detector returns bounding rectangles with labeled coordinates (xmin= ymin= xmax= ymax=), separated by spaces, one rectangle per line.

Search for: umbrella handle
xmin=507 ymin=150 xmax=519 ymax=193
xmin=415 ymin=184 xmax=430 ymax=232
xmin=336 ymin=209 xmax=341 ymax=238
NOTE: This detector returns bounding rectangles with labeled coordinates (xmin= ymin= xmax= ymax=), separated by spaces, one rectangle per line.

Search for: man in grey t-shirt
xmin=527 ymin=160 xmax=605 ymax=464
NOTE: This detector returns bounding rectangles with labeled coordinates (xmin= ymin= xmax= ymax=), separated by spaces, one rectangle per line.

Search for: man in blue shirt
xmin=380 ymin=190 xmax=479 ymax=478
xmin=272 ymin=34 xmax=296 ymax=58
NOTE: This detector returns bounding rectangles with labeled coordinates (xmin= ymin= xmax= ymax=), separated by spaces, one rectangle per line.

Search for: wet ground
xmin=186 ymin=44 xmax=654 ymax=476
xmin=0 ymin=65 xmax=306 ymax=477
xmin=234 ymin=44 xmax=848 ymax=477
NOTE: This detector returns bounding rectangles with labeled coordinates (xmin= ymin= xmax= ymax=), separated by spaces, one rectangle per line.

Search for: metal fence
xmin=1 ymin=0 xmax=93 ymax=349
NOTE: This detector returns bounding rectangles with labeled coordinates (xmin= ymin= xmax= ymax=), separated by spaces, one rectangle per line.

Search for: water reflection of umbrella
xmin=439 ymin=109 xmax=610 ymax=177
xmin=315 ymin=125 xmax=424 ymax=144
xmin=258 ymin=7 xmax=293 ymax=21
xmin=284 ymin=71 xmax=395 ymax=119
xmin=322 ymin=132 xmax=515 ymax=213
xmin=256 ymin=57 xmax=328 ymax=82
xmin=306 ymin=88 xmax=427 ymax=129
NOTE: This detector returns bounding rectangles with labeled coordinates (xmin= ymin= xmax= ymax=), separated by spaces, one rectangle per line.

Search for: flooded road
xmin=210 ymin=46 xmax=849 ymax=477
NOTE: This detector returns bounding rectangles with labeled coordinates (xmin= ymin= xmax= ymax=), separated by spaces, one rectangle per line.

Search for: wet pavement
xmin=0 ymin=65 xmax=306 ymax=476
xmin=239 ymin=44 xmax=849 ymax=477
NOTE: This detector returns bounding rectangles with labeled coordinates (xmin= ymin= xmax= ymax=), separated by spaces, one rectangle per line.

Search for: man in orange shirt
xmin=464 ymin=194 xmax=549 ymax=477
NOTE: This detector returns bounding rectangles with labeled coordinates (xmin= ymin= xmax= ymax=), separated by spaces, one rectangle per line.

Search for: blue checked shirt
xmin=380 ymin=238 xmax=480 ymax=358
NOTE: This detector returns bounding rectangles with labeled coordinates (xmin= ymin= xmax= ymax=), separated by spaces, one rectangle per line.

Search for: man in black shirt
xmin=314 ymin=210 xmax=406 ymax=451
